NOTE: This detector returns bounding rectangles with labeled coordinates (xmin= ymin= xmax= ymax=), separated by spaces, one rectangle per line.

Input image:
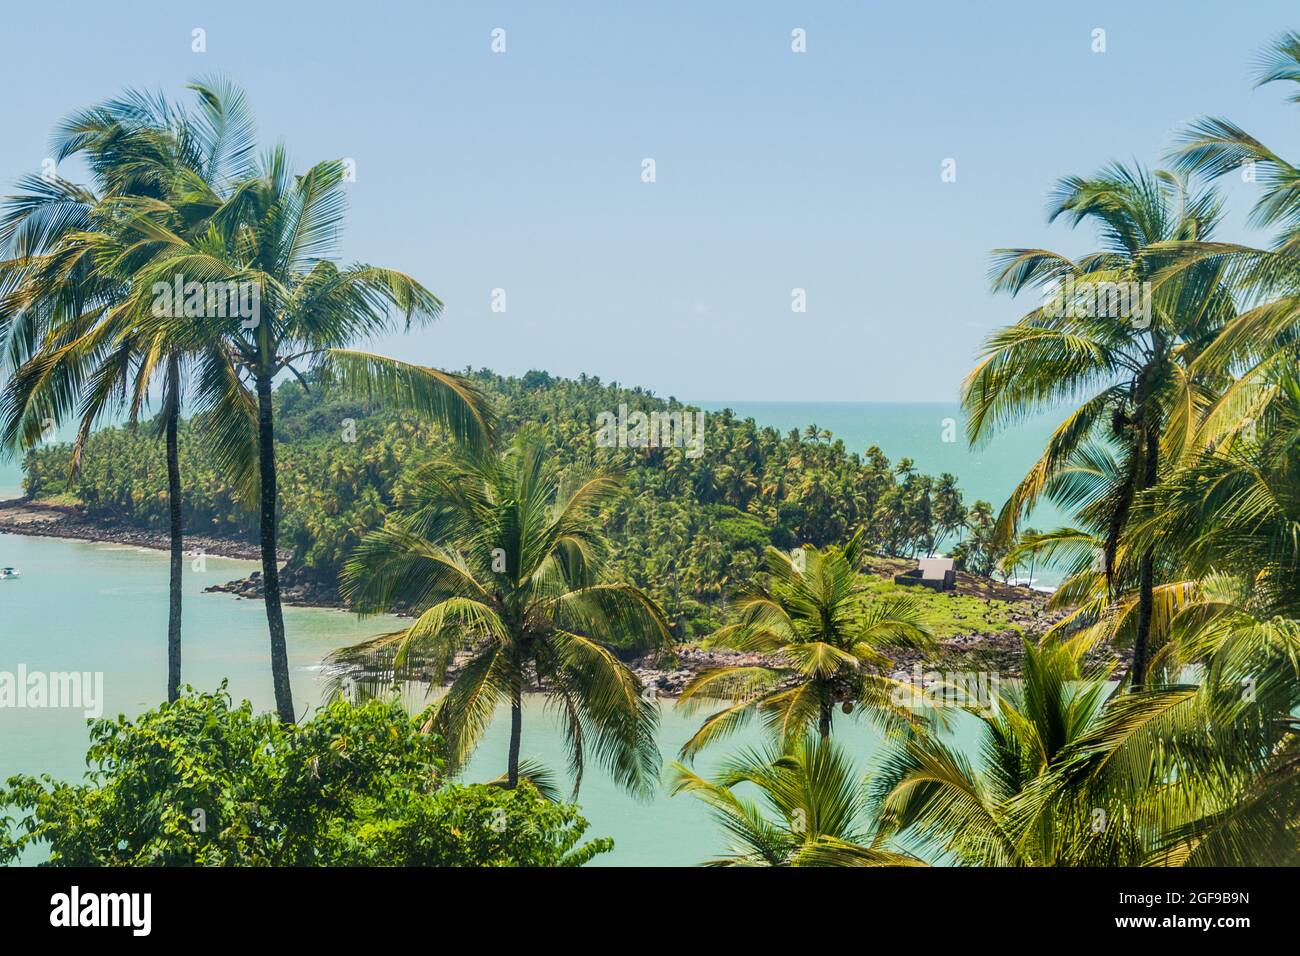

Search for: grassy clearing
xmin=856 ymin=573 xmax=1028 ymax=638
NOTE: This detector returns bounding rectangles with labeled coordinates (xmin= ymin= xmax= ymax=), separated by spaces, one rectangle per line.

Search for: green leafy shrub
xmin=0 ymin=687 xmax=611 ymax=867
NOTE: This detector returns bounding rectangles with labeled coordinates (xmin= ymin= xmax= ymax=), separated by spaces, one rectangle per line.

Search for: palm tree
xmin=872 ymin=634 xmax=1300 ymax=865
xmin=1047 ymin=608 xmax=1298 ymax=866
xmin=1160 ymin=32 xmax=1300 ymax=478
xmin=870 ymin=639 xmax=1120 ymax=865
xmin=120 ymin=143 xmax=492 ymax=724
xmin=953 ymin=499 xmax=1004 ymax=604
xmin=963 ymin=164 xmax=1238 ymax=688
xmin=670 ymin=735 xmax=922 ymax=866
xmin=1165 ymin=31 xmax=1300 ymax=352
xmin=996 ymin=442 xmax=1195 ymax=683
xmin=1134 ymin=374 xmax=1300 ymax=619
xmin=933 ymin=472 xmax=966 ymax=553
xmin=0 ymin=80 xmax=260 ymax=701
xmin=1008 ymin=526 xmax=1040 ymax=587
xmin=675 ymin=530 xmax=933 ymax=760
xmin=337 ymin=438 xmax=672 ymax=797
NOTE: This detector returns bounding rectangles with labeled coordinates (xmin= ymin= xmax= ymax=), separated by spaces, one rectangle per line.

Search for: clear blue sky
xmin=3 ymin=1 xmax=1297 ymax=401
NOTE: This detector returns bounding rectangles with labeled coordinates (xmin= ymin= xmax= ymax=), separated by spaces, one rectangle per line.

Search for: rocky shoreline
xmin=335 ymin=592 xmax=1074 ymax=699
xmin=0 ymin=498 xmax=349 ymax=609
xmin=629 ymin=614 xmax=1072 ymax=697
xmin=202 ymin=567 xmax=346 ymax=608
xmin=2 ymin=496 xmax=1082 ymax=695
xmin=0 ymin=497 xmax=280 ymax=562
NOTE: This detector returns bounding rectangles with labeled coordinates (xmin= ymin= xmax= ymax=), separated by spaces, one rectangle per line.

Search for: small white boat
xmin=0 ymin=567 xmax=20 ymax=580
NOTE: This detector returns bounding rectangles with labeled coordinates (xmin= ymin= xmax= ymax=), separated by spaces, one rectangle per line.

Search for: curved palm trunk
xmin=507 ymin=680 xmax=523 ymax=788
xmin=1130 ymin=425 xmax=1160 ymax=691
xmin=165 ymin=358 xmax=184 ymax=703
xmin=256 ymin=372 xmax=295 ymax=723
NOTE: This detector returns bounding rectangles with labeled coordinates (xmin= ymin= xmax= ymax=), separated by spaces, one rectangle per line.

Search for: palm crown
xmin=340 ymin=438 xmax=672 ymax=798
xmin=0 ymin=82 xmax=254 ymax=465
xmin=671 ymin=735 xmax=922 ymax=867
xmin=676 ymin=529 xmax=933 ymax=760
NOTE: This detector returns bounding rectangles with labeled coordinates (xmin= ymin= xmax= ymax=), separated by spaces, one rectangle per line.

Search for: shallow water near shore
xmin=0 ymin=534 xmax=397 ymax=771
xmin=0 ymin=534 xmax=405 ymax=862
xmin=0 ymin=533 xmax=984 ymax=866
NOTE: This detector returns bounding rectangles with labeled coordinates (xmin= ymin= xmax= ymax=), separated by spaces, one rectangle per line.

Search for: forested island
xmin=16 ymin=369 xmax=1031 ymax=639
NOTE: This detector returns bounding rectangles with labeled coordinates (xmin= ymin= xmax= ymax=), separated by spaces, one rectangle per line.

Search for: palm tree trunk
xmin=818 ymin=682 xmax=832 ymax=740
xmin=507 ymin=680 xmax=522 ymax=788
xmin=165 ymin=357 xmax=183 ymax=703
xmin=1130 ymin=425 xmax=1160 ymax=691
xmin=256 ymin=372 xmax=295 ymax=723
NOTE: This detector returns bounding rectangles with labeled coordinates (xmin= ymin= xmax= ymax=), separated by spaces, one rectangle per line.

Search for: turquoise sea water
xmin=0 ymin=536 xmax=980 ymax=866
xmin=0 ymin=459 xmax=21 ymax=500
xmin=0 ymin=534 xmax=400 ymax=782
xmin=0 ymin=401 xmax=1051 ymax=865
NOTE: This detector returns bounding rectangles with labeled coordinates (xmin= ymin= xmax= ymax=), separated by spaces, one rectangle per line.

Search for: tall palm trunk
xmin=165 ymin=357 xmax=184 ymax=703
xmin=818 ymin=682 xmax=832 ymax=740
xmin=507 ymin=679 xmax=523 ymax=788
xmin=1130 ymin=425 xmax=1160 ymax=690
xmin=256 ymin=371 xmax=295 ymax=723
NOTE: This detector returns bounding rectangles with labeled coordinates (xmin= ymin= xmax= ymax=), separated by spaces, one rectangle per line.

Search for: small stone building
xmin=893 ymin=557 xmax=956 ymax=592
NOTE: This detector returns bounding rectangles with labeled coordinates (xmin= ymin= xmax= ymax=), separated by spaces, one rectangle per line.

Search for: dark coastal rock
xmin=203 ymin=566 xmax=346 ymax=609
xmin=0 ymin=497 xmax=274 ymax=561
